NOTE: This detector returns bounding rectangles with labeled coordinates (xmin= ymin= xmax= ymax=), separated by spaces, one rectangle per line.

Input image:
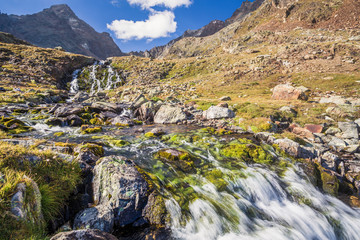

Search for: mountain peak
xmin=47 ymin=4 xmax=76 ymax=18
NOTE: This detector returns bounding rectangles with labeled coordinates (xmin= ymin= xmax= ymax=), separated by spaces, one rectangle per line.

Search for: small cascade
xmin=113 ymin=136 xmax=360 ymax=240
xmin=68 ymin=60 xmax=125 ymax=96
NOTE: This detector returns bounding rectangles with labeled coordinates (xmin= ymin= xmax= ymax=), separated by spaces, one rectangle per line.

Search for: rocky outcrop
xmin=0 ymin=4 xmax=124 ymax=59
xmin=226 ymin=0 xmax=265 ymax=24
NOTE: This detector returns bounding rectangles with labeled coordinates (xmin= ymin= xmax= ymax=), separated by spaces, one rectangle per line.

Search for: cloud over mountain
xmin=107 ymin=0 xmax=191 ymax=40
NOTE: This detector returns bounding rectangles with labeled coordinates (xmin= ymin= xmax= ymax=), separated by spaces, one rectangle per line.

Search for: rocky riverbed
xmin=1 ymin=76 xmax=360 ymax=239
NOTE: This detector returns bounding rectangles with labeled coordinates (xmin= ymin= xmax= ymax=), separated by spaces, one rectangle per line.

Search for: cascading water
xmin=111 ymin=132 xmax=360 ymax=240
xmin=69 ymin=60 xmax=125 ymax=95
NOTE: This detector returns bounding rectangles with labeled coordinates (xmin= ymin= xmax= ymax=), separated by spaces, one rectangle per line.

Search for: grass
xmin=0 ymin=142 xmax=81 ymax=239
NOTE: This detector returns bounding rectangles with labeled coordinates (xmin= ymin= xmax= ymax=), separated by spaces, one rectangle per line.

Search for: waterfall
xmin=69 ymin=60 xmax=125 ymax=95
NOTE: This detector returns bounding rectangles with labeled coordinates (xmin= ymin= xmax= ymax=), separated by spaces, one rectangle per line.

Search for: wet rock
xmin=155 ymin=149 xmax=195 ymax=173
xmin=151 ymin=127 xmax=165 ymax=136
xmin=73 ymin=92 xmax=89 ymax=103
xmin=134 ymin=102 xmax=158 ymax=123
xmin=11 ymin=176 xmax=44 ymax=224
xmin=73 ymin=205 xmax=114 ymax=233
xmin=203 ymin=106 xmax=235 ymax=119
xmin=55 ymin=106 xmax=83 ymax=117
xmin=154 ymin=105 xmax=187 ymax=124
xmin=93 ymin=156 xmax=149 ymax=227
xmin=142 ymin=191 xmax=170 ymax=227
xmin=50 ymin=229 xmax=118 ymax=240
xmin=99 ymin=111 xmax=117 ymax=120
xmin=66 ymin=115 xmax=83 ymax=127
xmin=338 ymin=122 xmax=359 ymax=139
xmin=111 ymin=116 xmax=134 ymax=126
xmin=91 ymin=102 xmax=120 ymax=113
xmin=271 ymin=84 xmax=308 ymax=100
xmin=219 ymin=96 xmax=231 ymax=101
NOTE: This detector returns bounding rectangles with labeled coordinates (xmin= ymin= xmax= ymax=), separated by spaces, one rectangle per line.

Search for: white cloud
xmin=127 ymin=0 xmax=192 ymax=9
xmin=110 ymin=0 xmax=119 ymax=6
xmin=107 ymin=10 xmax=177 ymax=40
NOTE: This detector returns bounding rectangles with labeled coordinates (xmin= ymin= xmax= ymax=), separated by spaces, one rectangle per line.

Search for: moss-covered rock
xmin=80 ymin=143 xmax=104 ymax=157
xmin=155 ymin=149 xmax=196 ymax=173
xmin=318 ymin=166 xmax=339 ymax=196
xmin=80 ymin=125 xmax=102 ymax=134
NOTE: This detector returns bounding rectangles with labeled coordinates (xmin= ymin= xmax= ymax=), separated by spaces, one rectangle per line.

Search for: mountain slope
xmin=0 ymin=4 xmax=124 ymax=59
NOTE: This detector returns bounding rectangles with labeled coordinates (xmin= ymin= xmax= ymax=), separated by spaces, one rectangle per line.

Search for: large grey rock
xmin=320 ymin=96 xmax=350 ymax=105
xmin=11 ymin=176 xmax=43 ymax=224
xmin=50 ymin=229 xmax=118 ymax=240
xmin=203 ymin=106 xmax=235 ymax=119
xmin=328 ymin=136 xmax=347 ymax=148
xmin=73 ymin=205 xmax=114 ymax=233
xmin=321 ymin=151 xmax=339 ymax=171
xmin=111 ymin=116 xmax=134 ymax=126
xmin=154 ymin=105 xmax=187 ymax=124
xmin=338 ymin=122 xmax=359 ymax=139
xmin=91 ymin=102 xmax=121 ymax=113
xmin=93 ymin=156 xmax=149 ymax=227
xmin=274 ymin=138 xmax=300 ymax=157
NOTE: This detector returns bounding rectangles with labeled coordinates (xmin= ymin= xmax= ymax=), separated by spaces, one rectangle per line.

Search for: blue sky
xmin=0 ymin=0 xmax=246 ymax=52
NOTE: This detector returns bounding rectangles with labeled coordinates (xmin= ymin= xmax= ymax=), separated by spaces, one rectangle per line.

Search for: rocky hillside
xmin=0 ymin=4 xmax=124 ymax=59
xmin=142 ymin=0 xmax=264 ymax=58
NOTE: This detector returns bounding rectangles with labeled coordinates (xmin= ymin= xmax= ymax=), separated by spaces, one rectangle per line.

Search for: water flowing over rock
xmin=203 ymin=106 xmax=235 ymax=119
xmin=73 ymin=205 xmax=114 ymax=233
xmin=154 ymin=105 xmax=187 ymax=124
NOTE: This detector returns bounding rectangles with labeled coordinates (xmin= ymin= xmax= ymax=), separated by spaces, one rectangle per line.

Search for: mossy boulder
xmin=205 ymin=169 xmax=228 ymax=191
xmin=80 ymin=143 xmax=104 ymax=157
xmin=155 ymin=149 xmax=196 ymax=173
xmin=142 ymin=191 xmax=170 ymax=227
xmin=221 ymin=139 xmax=273 ymax=165
xmin=319 ymin=166 xmax=339 ymax=196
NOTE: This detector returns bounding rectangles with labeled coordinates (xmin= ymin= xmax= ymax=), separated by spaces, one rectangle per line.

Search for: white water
xmin=69 ymin=61 xmax=124 ymax=96
xmin=166 ymin=165 xmax=360 ymax=240
xmin=118 ymin=139 xmax=360 ymax=240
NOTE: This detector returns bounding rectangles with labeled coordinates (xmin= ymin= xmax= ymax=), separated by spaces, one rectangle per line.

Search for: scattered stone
xmin=271 ymin=84 xmax=308 ymax=100
xmin=328 ymin=136 xmax=347 ymax=148
xmin=151 ymin=127 xmax=165 ymax=136
xmin=305 ymin=124 xmax=323 ymax=134
xmin=219 ymin=96 xmax=231 ymax=101
xmin=321 ymin=151 xmax=339 ymax=171
xmin=72 ymin=92 xmax=89 ymax=103
xmin=154 ymin=105 xmax=187 ymax=124
xmin=325 ymin=127 xmax=341 ymax=135
xmin=344 ymin=145 xmax=359 ymax=154
xmin=133 ymin=94 xmax=148 ymax=109
xmin=320 ymin=96 xmax=350 ymax=105
xmin=217 ymin=102 xmax=229 ymax=108
xmin=338 ymin=122 xmax=359 ymax=139
xmin=203 ymin=106 xmax=235 ymax=119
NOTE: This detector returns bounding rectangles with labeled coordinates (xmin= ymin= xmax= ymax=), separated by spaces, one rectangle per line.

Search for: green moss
xmin=221 ymin=139 xmax=273 ymax=165
xmin=205 ymin=169 xmax=228 ymax=191
xmin=81 ymin=125 xmax=102 ymax=134
xmin=80 ymin=143 xmax=104 ymax=157
xmin=108 ymin=139 xmax=130 ymax=147
xmin=155 ymin=149 xmax=195 ymax=173
xmin=89 ymin=118 xmax=103 ymax=125
xmin=31 ymin=115 xmax=48 ymax=120
xmin=53 ymin=132 xmax=65 ymax=137
xmin=144 ymin=132 xmax=156 ymax=138
xmin=319 ymin=166 xmax=339 ymax=196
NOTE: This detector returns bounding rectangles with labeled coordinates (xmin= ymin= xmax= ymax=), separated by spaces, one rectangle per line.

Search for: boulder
xmin=50 ymin=229 xmax=118 ymax=240
xmin=328 ymin=136 xmax=347 ymax=148
xmin=55 ymin=106 xmax=83 ymax=117
xmin=271 ymin=84 xmax=308 ymax=100
xmin=91 ymin=102 xmax=121 ymax=113
xmin=72 ymin=91 xmax=89 ymax=103
xmin=111 ymin=116 xmax=134 ymax=126
xmin=321 ymin=151 xmax=339 ymax=171
xmin=134 ymin=102 xmax=159 ymax=123
xmin=73 ymin=205 xmax=114 ymax=233
xmin=154 ymin=105 xmax=187 ymax=124
xmin=11 ymin=176 xmax=43 ymax=224
xmin=338 ymin=122 xmax=359 ymax=139
xmin=66 ymin=115 xmax=83 ymax=127
xmin=319 ymin=96 xmax=350 ymax=105
xmin=133 ymin=94 xmax=148 ymax=109
xmin=93 ymin=156 xmax=149 ymax=227
xmin=203 ymin=106 xmax=235 ymax=119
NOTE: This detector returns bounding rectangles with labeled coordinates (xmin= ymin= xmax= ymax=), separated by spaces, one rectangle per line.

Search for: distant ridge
xmin=0 ymin=4 xmax=125 ymax=59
